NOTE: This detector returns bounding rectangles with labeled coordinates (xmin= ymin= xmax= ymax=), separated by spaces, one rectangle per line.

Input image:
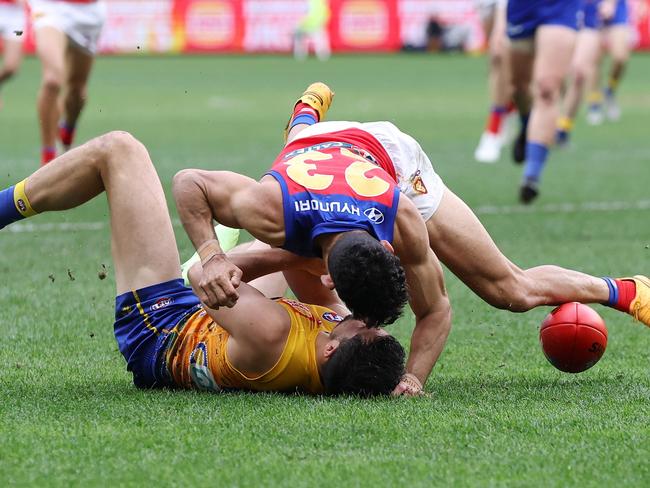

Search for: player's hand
xmin=391 ymin=373 xmax=425 ymax=397
xmin=197 ymin=257 xmax=242 ymax=309
xmin=599 ymin=1 xmax=615 ymax=21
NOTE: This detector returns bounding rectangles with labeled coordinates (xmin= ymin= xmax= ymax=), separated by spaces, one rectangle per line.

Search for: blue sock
xmin=289 ymin=113 xmax=318 ymax=131
xmin=602 ymin=277 xmax=618 ymax=306
xmin=0 ymin=186 xmax=23 ymax=229
xmin=522 ymin=142 xmax=549 ymax=184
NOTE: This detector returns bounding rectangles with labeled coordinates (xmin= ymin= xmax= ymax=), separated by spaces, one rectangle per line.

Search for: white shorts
xmin=0 ymin=3 xmax=26 ymax=43
xmin=30 ymin=0 xmax=106 ymax=55
xmin=292 ymin=121 xmax=446 ymax=221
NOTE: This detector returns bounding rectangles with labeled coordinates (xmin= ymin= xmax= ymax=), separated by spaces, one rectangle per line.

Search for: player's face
xmin=329 ymin=317 xmax=389 ymax=342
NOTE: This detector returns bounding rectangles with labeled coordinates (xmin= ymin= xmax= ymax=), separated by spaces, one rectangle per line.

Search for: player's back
xmin=266 ymin=127 xmax=401 ymax=257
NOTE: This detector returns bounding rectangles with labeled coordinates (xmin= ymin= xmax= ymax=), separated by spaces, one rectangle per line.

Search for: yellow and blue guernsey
xmin=507 ymin=0 xmax=581 ymax=40
xmin=113 ymin=279 xmax=343 ymax=393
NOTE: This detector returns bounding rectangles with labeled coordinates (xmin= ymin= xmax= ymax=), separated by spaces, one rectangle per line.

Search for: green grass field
xmin=1 ymin=54 xmax=649 ymax=487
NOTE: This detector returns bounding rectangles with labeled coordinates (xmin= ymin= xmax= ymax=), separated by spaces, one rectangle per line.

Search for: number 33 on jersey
xmin=266 ymin=135 xmax=400 ymax=257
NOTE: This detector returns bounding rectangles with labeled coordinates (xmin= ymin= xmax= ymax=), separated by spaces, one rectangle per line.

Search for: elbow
xmin=172 ymin=169 xmax=201 ymax=202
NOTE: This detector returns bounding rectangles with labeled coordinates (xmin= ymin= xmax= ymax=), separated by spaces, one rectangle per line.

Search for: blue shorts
xmin=582 ymin=0 xmax=628 ymax=30
xmin=507 ymin=0 xmax=581 ymax=40
xmin=114 ymin=279 xmax=201 ymax=388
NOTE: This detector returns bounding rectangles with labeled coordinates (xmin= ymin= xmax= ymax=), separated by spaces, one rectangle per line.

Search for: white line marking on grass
xmin=5 ymin=200 xmax=649 ymax=233
xmin=474 ymin=199 xmax=650 ymax=216
xmin=6 ymin=221 xmax=106 ymax=233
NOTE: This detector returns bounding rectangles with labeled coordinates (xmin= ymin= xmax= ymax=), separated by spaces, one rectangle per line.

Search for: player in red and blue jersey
xmin=507 ymin=0 xmax=581 ymax=203
xmin=172 ymin=82 xmax=650 ymax=397
xmin=266 ymin=131 xmax=401 ymax=257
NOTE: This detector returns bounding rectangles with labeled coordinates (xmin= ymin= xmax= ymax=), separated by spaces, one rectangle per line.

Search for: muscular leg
xmin=558 ymin=29 xmax=601 ymax=140
xmin=528 ymin=26 xmax=576 ymax=146
xmin=0 ymin=38 xmax=23 ymax=109
xmin=61 ymin=44 xmax=94 ymax=146
xmin=488 ymin=7 xmax=512 ymax=110
xmin=35 ymin=26 xmax=67 ymax=162
xmin=19 ymin=131 xmax=181 ymax=293
xmin=475 ymin=6 xmax=513 ymax=163
xmin=509 ymin=42 xmax=534 ymax=119
xmin=603 ymin=24 xmax=629 ymax=120
xmin=520 ymin=26 xmax=576 ymax=201
xmin=508 ymin=40 xmax=534 ymax=164
xmin=0 ymin=38 xmax=23 ymax=85
xmin=426 ymin=188 xmax=609 ymax=311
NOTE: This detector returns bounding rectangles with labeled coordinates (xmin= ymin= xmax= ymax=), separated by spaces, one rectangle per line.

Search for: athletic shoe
xmin=474 ymin=132 xmax=501 ymax=163
xmin=586 ymin=105 xmax=604 ymax=126
xmin=181 ymin=224 xmax=240 ymax=287
xmin=604 ymin=95 xmax=621 ymax=122
xmin=624 ymin=275 xmax=650 ymax=327
xmin=283 ymin=82 xmax=335 ymax=141
xmin=519 ymin=181 xmax=539 ymax=204
xmin=512 ymin=128 xmax=526 ymax=164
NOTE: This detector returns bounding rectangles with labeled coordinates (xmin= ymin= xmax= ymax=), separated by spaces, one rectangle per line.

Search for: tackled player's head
xmin=321 ymin=316 xmax=405 ymax=397
xmin=327 ymin=231 xmax=408 ymax=327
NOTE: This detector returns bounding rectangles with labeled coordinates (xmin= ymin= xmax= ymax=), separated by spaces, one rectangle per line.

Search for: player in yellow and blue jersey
xmin=557 ymin=0 xmax=631 ymax=146
xmin=507 ymin=0 xmax=581 ymax=203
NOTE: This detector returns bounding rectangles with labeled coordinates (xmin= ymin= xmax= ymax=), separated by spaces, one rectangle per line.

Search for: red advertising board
xmin=329 ymin=0 xmax=401 ymax=51
xmin=172 ymin=0 xmax=244 ymax=52
xmin=7 ymin=0 xmax=650 ymax=53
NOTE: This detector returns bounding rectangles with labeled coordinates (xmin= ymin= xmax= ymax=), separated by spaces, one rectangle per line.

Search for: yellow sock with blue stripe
xmin=0 ymin=180 xmax=38 ymax=230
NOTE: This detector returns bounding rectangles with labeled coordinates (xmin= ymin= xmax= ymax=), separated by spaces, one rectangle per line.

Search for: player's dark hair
xmin=328 ymin=232 xmax=408 ymax=327
xmin=321 ymin=335 xmax=405 ymax=397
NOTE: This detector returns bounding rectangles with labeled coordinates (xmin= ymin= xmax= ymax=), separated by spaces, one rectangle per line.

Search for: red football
xmin=539 ymin=302 xmax=608 ymax=373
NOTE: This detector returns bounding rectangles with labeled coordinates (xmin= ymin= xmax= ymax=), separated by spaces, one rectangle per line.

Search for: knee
xmin=42 ymin=70 xmax=64 ymax=93
xmin=533 ymin=76 xmax=562 ymax=105
xmin=572 ymin=65 xmax=589 ymax=86
xmin=96 ymin=131 xmax=148 ymax=163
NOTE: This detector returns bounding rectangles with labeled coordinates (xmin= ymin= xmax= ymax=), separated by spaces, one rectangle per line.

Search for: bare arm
xmin=172 ymin=169 xmax=282 ymax=308
xmin=199 ymin=281 xmax=292 ymax=375
xmin=394 ymin=197 xmax=452 ymax=391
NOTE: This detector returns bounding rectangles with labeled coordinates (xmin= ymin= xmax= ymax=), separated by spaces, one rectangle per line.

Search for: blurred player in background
xmin=0 ymin=0 xmax=25 ymax=109
xmin=558 ymin=0 xmax=630 ymax=145
xmin=293 ymin=0 xmax=331 ymax=61
xmin=474 ymin=0 xmax=516 ymax=163
xmin=0 ymin=131 xmax=406 ymax=397
xmin=29 ymin=0 xmax=106 ymax=165
xmin=507 ymin=0 xmax=580 ymax=203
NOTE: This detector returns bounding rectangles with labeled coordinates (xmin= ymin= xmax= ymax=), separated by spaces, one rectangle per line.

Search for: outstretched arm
xmin=393 ymin=197 xmax=452 ymax=394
